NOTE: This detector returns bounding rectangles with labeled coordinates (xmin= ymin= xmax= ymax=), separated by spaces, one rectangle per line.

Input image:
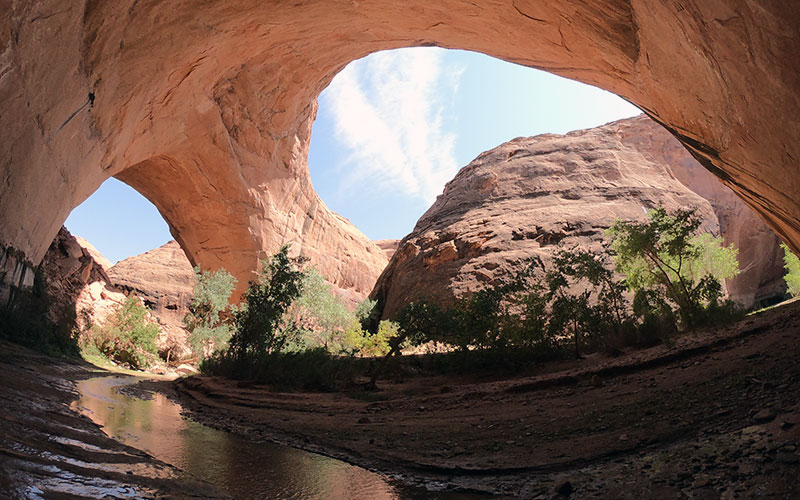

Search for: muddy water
xmin=72 ymin=376 xmax=484 ymax=499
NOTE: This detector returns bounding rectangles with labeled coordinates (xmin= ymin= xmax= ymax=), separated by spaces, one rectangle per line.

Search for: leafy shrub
xmin=200 ymin=348 xmax=362 ymax=391
xmin=343 ymin=319 xmax=397 ymax=357
xmin=228 ymin=245 xmax=307 ymax=359
xmin=86 ymin=295 xmax=159 ymax=369
xmin=607 ymin=207 xmax=740 ymax=329
xmin=781 ymin=243 xmax=800 ymax=296
xmin=544 ymin=249 xmax=631 ymax=357
xmin=502 ymin=281 xmax=555 ymax=350
xmin=184 ymin=266 xmax=237 ymax=358
xmin=356 ymin=298 xmax=379 ymax=326
xmin=289 ymin=267 xmax=354 ymax=352
xmin=393 ymin=249 xmax=630 ymax=359
xmin=202 ymin=246 xmax=400 ymax=387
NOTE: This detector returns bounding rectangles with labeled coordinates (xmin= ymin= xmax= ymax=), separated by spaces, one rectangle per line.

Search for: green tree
xmin=449 ymin=287 xmax=507 ymax=350
xmin=228 ymin=245 xmax=307 ymax=358
xmin=367 ymin=300 xmax=450 ymax=387
xmin=184 ymin=266 xmax=237 ymax=358
xmin=355 ymin=298 xmax=379 ymax=328
xmin=781 ymin=243 xmax=800 ymax=296
xmin=91 ymin=295 xmax=159 ymax=369
xmin=607 ymin=207 xmax=739 ymax=329
xmin=343 ymin=319 xmax=396 ymax=357
xmin=504 ymin=280 xmax=552 ymax=349
xmin=292 ymin=267 xmax=353 ymax=351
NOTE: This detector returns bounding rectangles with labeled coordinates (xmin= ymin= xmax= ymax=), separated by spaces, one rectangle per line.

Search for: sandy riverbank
xmin=170 ymin=301 xmax=800 ymax=498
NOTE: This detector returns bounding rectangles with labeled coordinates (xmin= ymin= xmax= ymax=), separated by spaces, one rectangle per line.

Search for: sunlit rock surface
xmin=1 ymin=1 xmax=798 ymax=306
xmin=371 ymin=116 xmax=784 ymax=318
xmin=108 ymin=241 xmax=195 ymax=356
xmin=42 ymin=229 xmax=189 ymax=357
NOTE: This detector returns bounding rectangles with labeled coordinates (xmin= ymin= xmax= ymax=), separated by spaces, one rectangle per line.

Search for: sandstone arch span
xmin=1 ymin=0 xmax=798 ymax=299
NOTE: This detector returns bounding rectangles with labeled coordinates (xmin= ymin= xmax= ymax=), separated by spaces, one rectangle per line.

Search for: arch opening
xmin=307 ymin=47 xmax=642 ymax=243
xmin=1 ymin=0 xmax=798 ymax=323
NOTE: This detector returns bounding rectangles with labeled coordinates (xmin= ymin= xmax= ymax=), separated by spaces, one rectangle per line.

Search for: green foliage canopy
xmin=781 ymin=243 xmax=800 ymax=297
xmin=228 ymin=245 xmax=307 ymax=358
xmin=184 ymin=266 xmax=237 ymax=357
xmin=293 ymin=267 xmax=354 ymax=346
xmin=607 ymin=207 xmax=739 ymax=328
xmin=91 ymin=295 xmax=159 ymax=369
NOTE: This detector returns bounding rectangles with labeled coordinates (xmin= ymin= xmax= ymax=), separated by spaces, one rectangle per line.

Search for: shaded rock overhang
xmin=1 ymin=0 xmax=798 ymax=299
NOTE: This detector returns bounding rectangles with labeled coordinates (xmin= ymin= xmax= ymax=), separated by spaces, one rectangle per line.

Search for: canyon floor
xmin=1 ymin=303 xmax=799 ymax=498
xmin=169 ymin=301 xmax=800 ymax=499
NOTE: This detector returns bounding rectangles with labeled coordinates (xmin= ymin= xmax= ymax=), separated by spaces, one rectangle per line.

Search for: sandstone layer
xmin=107 ymin=240 xmax=196 ymax=356
xmin=617 ymin=115 xmax=786 ymax=307
xmin=41 ymin=227 xmax=193 ymax=358
xmin=374 ymin=240 xmax=401 ymax=261
xmin=371 ymin=116 xmax=784 ymax=318
xmin=41 ymin=227 xmax=127 ymax=331
xmin=1 ymin=1 xmax=798 ymax=308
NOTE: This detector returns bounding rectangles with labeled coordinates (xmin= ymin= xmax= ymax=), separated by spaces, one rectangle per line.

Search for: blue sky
xmin=66 ymin=48 xmax=640 ymax=264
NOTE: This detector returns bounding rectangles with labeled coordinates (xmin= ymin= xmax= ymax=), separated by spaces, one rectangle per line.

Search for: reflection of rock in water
xmin=74 ymin=376 xmax=457 ymax=499
xmin=0 ymin=342 xmax=224 ymax=498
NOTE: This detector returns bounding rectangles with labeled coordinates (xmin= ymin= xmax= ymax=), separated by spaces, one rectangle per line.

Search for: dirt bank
xmin=0 ymin=342 xmax=227 ymax=499
xmin=173 ymin=302 xmax=800 ymax=498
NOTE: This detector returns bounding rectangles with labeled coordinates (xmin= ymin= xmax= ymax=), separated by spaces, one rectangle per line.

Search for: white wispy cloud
xmin=323 ymin=48 xmax=463 ymax=204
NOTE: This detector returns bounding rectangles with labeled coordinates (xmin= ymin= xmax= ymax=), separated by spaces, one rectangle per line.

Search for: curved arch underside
xmin=1 ymin=0 xmax=798 ymax=297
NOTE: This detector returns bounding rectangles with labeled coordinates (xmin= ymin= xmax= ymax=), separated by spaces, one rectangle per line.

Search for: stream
xmin=71 ymin=375 xmax=487 ymax=499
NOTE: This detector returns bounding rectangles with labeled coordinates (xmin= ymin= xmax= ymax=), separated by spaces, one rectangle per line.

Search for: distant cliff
xmin=371 ymin=116 xmax=784 ymax=319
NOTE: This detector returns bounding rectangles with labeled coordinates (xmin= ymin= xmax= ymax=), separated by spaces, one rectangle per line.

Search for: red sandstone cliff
xmin=41 ymin=228 xmax=192 ymax=358
xmin=615 ymin=116 xmax=785 ymax=307
xmin=370 ymin=116 xmax=784 ymax=319
xmin=3 ymin=1 xmax=799 ymax=313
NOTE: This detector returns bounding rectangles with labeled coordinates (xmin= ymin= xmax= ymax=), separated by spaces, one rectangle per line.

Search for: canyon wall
xmin=39 ymin=228 xmax=195 ymax=357
xmin=370 ymin=116 xmax=785 ymax=318
xmin=107 ymin=241 xmax=195 ymax=353
xmin=1 ymin=1 xmax=798 ymax=309
xmin=616 ymin=116 xmax=786 ymax=307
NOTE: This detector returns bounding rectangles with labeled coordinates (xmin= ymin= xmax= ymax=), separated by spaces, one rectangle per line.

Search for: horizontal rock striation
xmin=107 ymin=241 xmax=196 ymax=355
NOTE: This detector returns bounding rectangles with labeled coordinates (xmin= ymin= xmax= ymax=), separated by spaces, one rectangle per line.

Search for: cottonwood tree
xmin=228 ymin=245 xmax=307 ymax=359
xmin=607 ymin=207 xmax=739 ymax=329
xmin=184 ymin=266 xmax=237 ymax=358
xmin=781 ymin=243 xmax=800 ymax=297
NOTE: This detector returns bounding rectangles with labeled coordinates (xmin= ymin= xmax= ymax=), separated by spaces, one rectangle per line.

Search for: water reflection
xmin=73 ymin=376 xmax=485 ymax=499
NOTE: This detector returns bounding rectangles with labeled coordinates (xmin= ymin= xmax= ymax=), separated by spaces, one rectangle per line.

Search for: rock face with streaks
xmin=616 ymin=116 xmax=786 ymax=307
xmin=1 ymin=1 xmax=798 ymax=311
xmin=370 ymin=116 xmax=785 ymax=318
xmin=40 ymin=227 xmax=127 ymax=331
xmin=107 ymin=241 xmax=196 ymax=355
xmin=40 ymin=228 xmax=195 ymax=358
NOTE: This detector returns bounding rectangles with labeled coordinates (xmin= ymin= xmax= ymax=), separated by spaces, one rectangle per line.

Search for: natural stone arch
xmin=1 ymin=0 xmax=798 ymax=299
